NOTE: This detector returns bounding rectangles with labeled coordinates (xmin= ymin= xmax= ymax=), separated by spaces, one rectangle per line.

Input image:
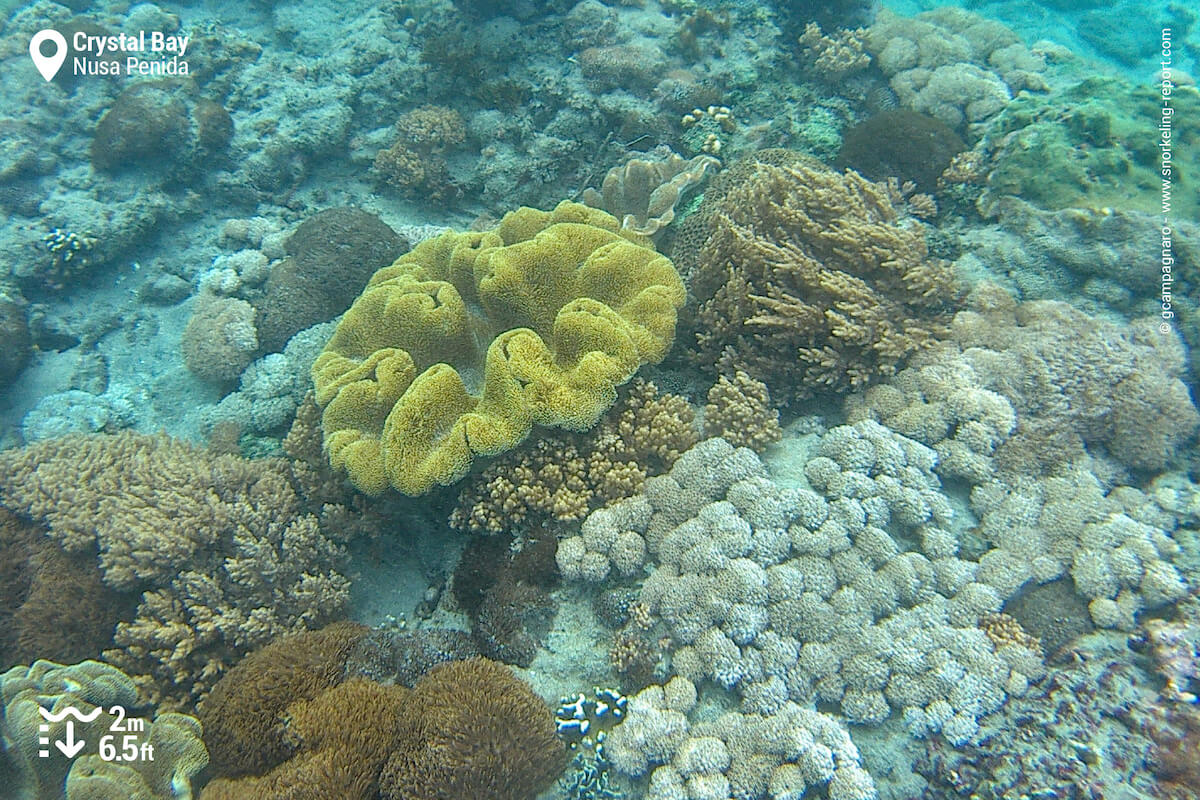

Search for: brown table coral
xmin=684 ymin=154 xmax=959 ymax=404
xmin=312 ymin=200 xmax=685 ymax=496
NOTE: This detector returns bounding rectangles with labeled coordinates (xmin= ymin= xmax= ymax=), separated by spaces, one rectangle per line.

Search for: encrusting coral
xmin=686 ymin=154 xmax=959 ymax=403
xmin=1 ymin=659 xmax=208 ymax=800
xmin=313 ymin=201 xmax=686 ymax=496
xmin=0 ymin=432 xmax=354 ymax=708
xmin=582 ymin=147 xmax=719 ymax=238
xmin=450 ymin=378 xmax=698 ymax=534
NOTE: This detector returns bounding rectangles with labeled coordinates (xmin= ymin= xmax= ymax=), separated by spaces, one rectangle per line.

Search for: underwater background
xmin=0 ymin=0 xmax=1198 ymax=798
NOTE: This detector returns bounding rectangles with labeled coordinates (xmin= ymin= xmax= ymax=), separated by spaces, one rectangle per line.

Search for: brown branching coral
xmin=0 ymin=432 xmax=353 ymax=708
xmin=704 ymin=371 xmax=783 ymax=452
xmin=373 ymin=105 xmax=465 ymax=205
xmin=686 ymin=155 xmax=960 ymax=403
xmin=450 ymin=379 xmax=699 ymax=534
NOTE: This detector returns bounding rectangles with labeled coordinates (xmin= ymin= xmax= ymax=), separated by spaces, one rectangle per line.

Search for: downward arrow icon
xmin=55 ymin=721 xmax=85 ymax=758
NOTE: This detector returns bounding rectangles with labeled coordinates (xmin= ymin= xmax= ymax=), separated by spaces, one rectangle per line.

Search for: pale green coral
xmin=312 ymin=201 xmax=685 ymax=495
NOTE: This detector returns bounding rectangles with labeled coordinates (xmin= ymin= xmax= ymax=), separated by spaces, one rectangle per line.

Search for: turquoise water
xmin=0 ymin=1 xmax=1197 ymax=799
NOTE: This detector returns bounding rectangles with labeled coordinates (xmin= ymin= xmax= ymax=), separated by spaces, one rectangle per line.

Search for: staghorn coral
xmin=378 ymin=657 xmax=567 ymax=800
xmin=451 ymin=378 xmax=699 ymax=534
xmin=703 ymin=370 xmax=783 ymax=453
xmin=687 ymin=155 xmax=959 ymax=403
xmin=797 ymin=22 xmax=871 ymax=81
xmin=0 ymin=659 xmax=207 ymax=800
xmin=200 ymin=678 xmax=407 ymax=800
xmin=0 ymin=432 xmax=353 ymax=708
xmin=312 ymin=201 xmax=685 ymax=496
xmin=198 ymin=622 xmax=369 ymax=778
xmin=582 ymin=147 xmax=719 ymax=238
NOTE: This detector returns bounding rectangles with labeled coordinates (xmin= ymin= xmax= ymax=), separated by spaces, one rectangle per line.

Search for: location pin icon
xmin=29 ymin=29 xmax=68 ymax=82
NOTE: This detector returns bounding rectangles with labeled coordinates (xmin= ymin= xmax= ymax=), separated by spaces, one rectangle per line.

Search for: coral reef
xmin=848 ymin=284 xmax=1199 ymax=477
xmin=582 ymin=148 xmax=719 ymax=238
xmin=0 ymin=432 xmax=353 ymax=707
xmin=686 ymin=155 xmax=959 ymax=403
xmin=606 ymin=678 xmax=877 ymax=800
xmin=703 ymin=371 xmax=783 ymax=453
xmin=373 ymin=105 xmax=466 ymax=205
xmin=313 ymin=201 xmax=685 ymax=495
xmin=89 ymin=80 xmax=232 ymax=185
xmin=1132 ymin=595 xmax=1200 ymax=703
xmin=452 ymin=378 xmax=698 ymax=534
xmin=451 ymin=530 xmax=558 ymax=666
xmin=978 ymin=77 xmax=1199 ymax=218
xmin=341 ymin=628 xmax=480 ymax=687
xmin=378 ymin=657 xmax=567 ymax=800
xmin=255 ymin=207 xmax=408 ymax=354
xmin=1 ymin=659 xmax=207 ymax=800
xmin=796 ymin=22 xmax=871 ymax=81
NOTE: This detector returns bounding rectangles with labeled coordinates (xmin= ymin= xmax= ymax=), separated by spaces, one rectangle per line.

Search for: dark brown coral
xmin=198 ymin=621 xmax=368 ymax=778
xmin=378 ymin=658 xmax=567 ymax=800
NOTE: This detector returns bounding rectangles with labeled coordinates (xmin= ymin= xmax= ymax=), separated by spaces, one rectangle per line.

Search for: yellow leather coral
xmin=312 ymin=201 xmax=686 ymax=495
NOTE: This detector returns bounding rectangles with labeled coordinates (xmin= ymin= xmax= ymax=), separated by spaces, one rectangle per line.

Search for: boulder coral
xmin=312 ymin=200 xmax=686 ymax=495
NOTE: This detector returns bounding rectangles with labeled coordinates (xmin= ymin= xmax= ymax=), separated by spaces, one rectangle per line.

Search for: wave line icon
xmin=38 ymin=706 xmax=103 ymax=723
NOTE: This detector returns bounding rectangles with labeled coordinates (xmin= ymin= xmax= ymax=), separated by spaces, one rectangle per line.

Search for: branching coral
xmin=0 ymin=432 xmax=353 ymax=708
xmin=450 ymin=378 xmax=698 ymax=534
xmin=582 ymin=147 xmax=719 ymax=238
xmin=797 ymin=22 xmax=871 ymax=81
xmin=703 ymin=370 xmax=783 ymax=453
xmin=686 ymin=155 xmax=959 ymax=403
xmin=313 ymin=201 xmax=686 ymax=496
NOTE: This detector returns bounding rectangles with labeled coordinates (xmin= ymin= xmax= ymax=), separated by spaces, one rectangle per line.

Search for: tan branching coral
xmin=687 ymin=155 xmax=959 ymax=403
xmin=797 ymin=22 xmax=871 ymax=80
xmin=0 ymin=432 xmax=352 ymax=708
xmin=582 ymin=148 xmax=719 ymax=237
xmin=450 ymin=379 xmax=699 ymax=534
xmin=703 ymin=371 xmax=783 ymax=453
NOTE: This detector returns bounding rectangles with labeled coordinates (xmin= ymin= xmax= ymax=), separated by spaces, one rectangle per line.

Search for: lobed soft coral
xmin=686 ymin=154 xmax=959 ymax=404
xmin=582 ymin=147 xmax=719 ymax=238
xmin=313 ymin=201 xmax=685 ymax=496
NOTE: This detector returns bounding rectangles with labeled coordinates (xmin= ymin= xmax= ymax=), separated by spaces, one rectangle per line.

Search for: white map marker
xmin=29 ymin=29 xmax=67 ymax=82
